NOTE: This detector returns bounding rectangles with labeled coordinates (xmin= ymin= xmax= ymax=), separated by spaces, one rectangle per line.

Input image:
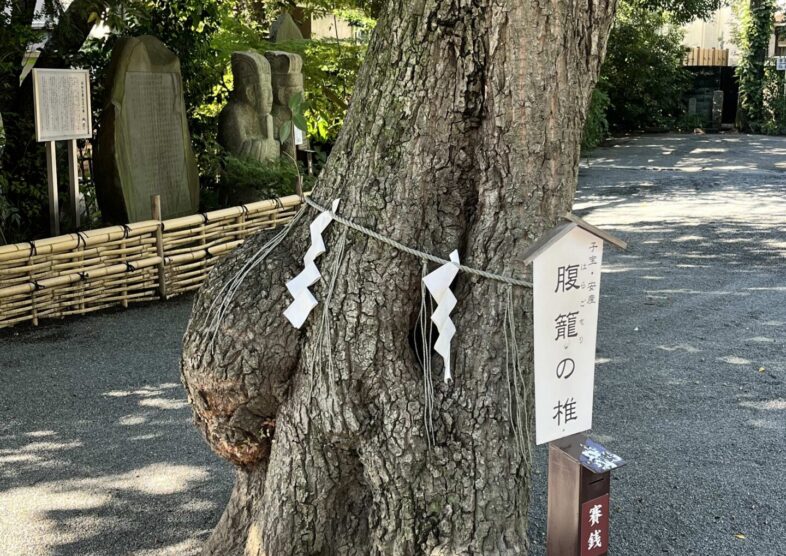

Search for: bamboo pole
xmin=0 ymin=194 xmax=303 ymax=329
xmin=151 ymin=195 xmax=167 ymax=300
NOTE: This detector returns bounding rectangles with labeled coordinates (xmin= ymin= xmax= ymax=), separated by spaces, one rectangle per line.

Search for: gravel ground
xmin=0 ymin=299 xmax=233 ymax=555
xmin=529 ymin=134 xmax=786 ymax=555
xmin=1 ymin=133 xmax=784 ymax=555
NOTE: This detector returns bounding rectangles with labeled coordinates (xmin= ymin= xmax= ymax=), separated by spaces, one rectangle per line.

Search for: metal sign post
xmin=32 ymin=69 xmax=92 ymax=235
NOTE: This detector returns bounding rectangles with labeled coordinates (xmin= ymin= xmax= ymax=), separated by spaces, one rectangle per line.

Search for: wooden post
xmin=547 ymin=438 xmax=611 ymax=556
xmin=296 ymin=175 xmax=304 ymax=201
xmin=67 ymin=139 xmax=80 ymax=229
xmin=45 ymin=141 xmax=59 ymax=236
xmin=151 ymin=195 xmax=167 ymax=300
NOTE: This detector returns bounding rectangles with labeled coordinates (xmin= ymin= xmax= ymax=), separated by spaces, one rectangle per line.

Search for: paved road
xmin=0 ymin=298 xmax=233 ymax=555
xmin=1 ymin=133 xmax=784 ymax=555
xmin=529 ymin=134 xmax=786 ymax=555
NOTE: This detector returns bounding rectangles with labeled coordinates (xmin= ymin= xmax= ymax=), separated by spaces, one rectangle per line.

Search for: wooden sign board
xmin=580 ymin=494 xmax=609 ymax=556
xmin=531 ymin=224 xmax=604 ymax=444
xmin=32 ymin=69 xmax=92 ymax=142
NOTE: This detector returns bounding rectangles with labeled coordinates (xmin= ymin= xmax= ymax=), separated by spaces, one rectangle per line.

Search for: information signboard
xmin=532 ymin=225 xmax=604 ymax=444
xmin=32 ymin=69 xmax=92 ymax=142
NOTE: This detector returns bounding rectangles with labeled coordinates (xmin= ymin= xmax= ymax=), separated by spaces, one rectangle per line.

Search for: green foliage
xmin=581 ymin=86 xmax=611 ymax=151
xmin=601 ymin=4 xmax=691 ymax=131
xmin=673 ymin=112 xmax=706 ymax=131
xmin=0 ymin=173 xmax=22 ymax=245
xmin=202 ymin=154 xmax=314 ymax=210
xmin=756 ymin=63 xmax=786 ymax=134
xmin=735 ymin=0 xmax=777 ymax=132
xmin=0 ymin=0 xmax=50 ymax=242
xmin=628 ymin=0 xmax=722 ymax=25
xmin=279 ymin=91 xmax=308 ymax=144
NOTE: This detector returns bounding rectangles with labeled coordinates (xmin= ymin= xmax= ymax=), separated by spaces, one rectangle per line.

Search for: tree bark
xmin=182 ymin=0 xmax=616 ymax=553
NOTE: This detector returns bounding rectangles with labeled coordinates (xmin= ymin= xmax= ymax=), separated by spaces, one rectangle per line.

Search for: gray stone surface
xmin=269 ymin=13 xmax=304 ymax=43
xmin=218 ymin=50 xmax=279 ymax=163
xmin=688 ymin=97 xmax=697 ymax=116
xmin=95 ymin=36 xmax=200 ymax=223
xmin=265 ymin=50 xmax=306 ymax=159
xmin=712 ymin=90 xmax=724 ymax=129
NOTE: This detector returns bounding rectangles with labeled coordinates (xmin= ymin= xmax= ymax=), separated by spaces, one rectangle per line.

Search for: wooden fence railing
xmin=0 ymin=194 xmax=302 ymax=329
xmin=683 ymin=47 xmax=730 ymax=67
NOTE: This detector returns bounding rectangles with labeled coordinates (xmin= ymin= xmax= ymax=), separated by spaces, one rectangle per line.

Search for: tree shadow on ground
xmin=0 ymin=297 xmax=233 ymax=556
xmin=529 ymin=134 xmax=786 ymax=555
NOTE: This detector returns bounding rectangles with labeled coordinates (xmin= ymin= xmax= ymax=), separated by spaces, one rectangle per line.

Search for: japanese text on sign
xmin=33 ymin=69 xmax=92 ymax=142
xmin=533 ymin=226 xmax=604 ymax=444
xmin=580 ymin=494 xmax=609 ymax=556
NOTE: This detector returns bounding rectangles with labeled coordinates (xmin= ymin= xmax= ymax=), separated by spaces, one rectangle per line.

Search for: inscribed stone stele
xmin=95 ymin=35 xmax=199 ymax=223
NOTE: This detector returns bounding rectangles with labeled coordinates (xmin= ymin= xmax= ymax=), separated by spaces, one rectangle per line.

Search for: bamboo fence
xmin=683 ymin=47 xmax=730 ymax=67
xmin=0 ymin=194 xmax=302 ymax=329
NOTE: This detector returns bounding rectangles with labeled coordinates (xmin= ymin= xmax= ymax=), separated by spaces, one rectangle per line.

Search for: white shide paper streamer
xmin=284 ymin=199 xmax=340 ymax=328
xmin=423 ymin=250 xmax=460 ymax=382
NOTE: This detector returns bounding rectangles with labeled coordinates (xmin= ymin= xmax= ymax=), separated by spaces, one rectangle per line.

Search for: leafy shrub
xmin=758 ymin=64 xmax=786 ymax=134
xmin=201 ymin=154 xmax=316 ymax=211
xmin=734 ymin=0 xmax=777 ymax=132
xmin=582 ymin=86 xmax=611 ymax=151
xmin=601 ymin=4 xmax=691 ymax=131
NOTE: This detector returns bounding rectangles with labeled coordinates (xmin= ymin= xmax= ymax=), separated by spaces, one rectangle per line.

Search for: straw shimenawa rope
xmin=304 ymin=197 xmax=533 ymax=289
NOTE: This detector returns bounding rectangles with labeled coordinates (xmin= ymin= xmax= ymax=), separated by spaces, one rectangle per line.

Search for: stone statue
xmin=270 ymin=13 xmax=304 ymax=43
xmin=218 ymin=51 xmax=280 ymax=162
xmin=265 ymin=50 xmax=307 ymax=159
xmin=94 ymin=36 xmax=199 ymax=223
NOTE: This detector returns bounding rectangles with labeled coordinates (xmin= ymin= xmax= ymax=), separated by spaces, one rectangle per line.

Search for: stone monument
xmin=218 ymin=51 xmax=279 ymax=162
xmin=265 ymin=50 xmax=307 ymax=159
xmin=270 ymin=13 xmax=304 ymax=43
xmin=711 ymin=90 xmax=724 ymax=130
xmin=94 ymin=35 xmax=199 ymax=223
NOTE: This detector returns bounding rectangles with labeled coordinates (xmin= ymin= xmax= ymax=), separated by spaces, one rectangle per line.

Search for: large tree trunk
xmin=182 ymin=0 xmax=616 ymax=553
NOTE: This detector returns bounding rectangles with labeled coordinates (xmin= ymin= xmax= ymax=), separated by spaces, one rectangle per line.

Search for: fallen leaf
xmin=735 ymin=534 xmax=746 ymax=540
xmin=758 ymin=367 xmax=766 ymax=373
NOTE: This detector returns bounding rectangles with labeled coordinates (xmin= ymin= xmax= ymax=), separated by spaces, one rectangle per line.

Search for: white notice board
xmin=777 ymin=57 xmax=786 ymax=71
xmin=533 ymin=226 xmax=604 ymax=444
xmin=32 ymin=69 xmax=92 ymax=142
xmin=294 ymin=126 xmax=305 ymax=146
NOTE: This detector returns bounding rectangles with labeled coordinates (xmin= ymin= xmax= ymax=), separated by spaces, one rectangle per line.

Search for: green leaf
xmin=288 ymin=91 xmax=304 ymax=112
xmin=293 ymin=113 xmax=308 ymax=133
xmin=279 ymin=121 xmax=292 ymax=143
